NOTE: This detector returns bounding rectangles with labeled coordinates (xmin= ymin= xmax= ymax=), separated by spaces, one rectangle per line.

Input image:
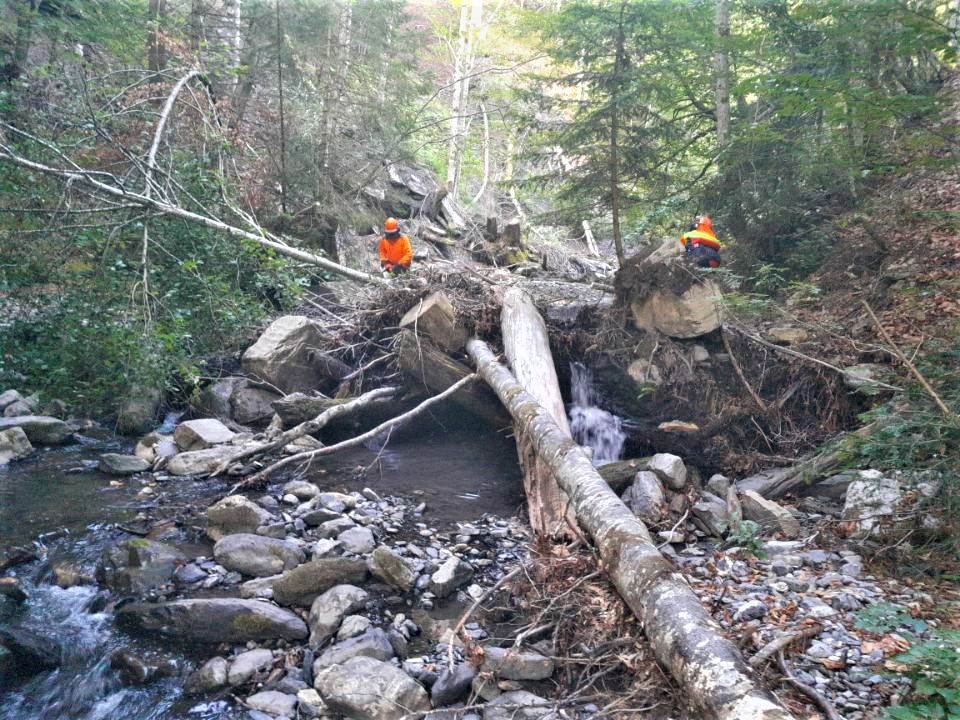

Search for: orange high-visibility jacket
xmin=379 ymin=234 xmax=413 ymax=268
xmin=680 ymin=218 xmax=721 ymax=251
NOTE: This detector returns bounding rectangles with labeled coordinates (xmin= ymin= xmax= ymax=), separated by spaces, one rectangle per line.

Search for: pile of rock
xmin=0 ymin=390 xmax=72 ymax=463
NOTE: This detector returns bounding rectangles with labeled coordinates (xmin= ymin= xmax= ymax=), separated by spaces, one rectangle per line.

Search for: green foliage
xmin=728 ymin=519 xmax=764 ymax=557
xmin=855 ymin=603 xmax=929 ymax=635
xmin=882 ymin=630 xmax=960 ymax=720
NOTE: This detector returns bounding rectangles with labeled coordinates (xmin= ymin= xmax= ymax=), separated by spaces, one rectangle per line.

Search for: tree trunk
xmin=275 ymin=0 xmax=287 ymax=214
xmin=714 ymin=0 xmax=731 ymax=148
xmin=228 ymin=0 xmax=243 ymax=83
xmin=2 ymin=1 xmax=37 ymax=83
xmin=467 ymin=338 xmax=794 ymax=720
xmin=446 ymin=0 xmax=483 ymax=197
xmin=148 ymin=0 xmax=168 ymax=74
xmin=501 ymin=289 xmax=578 ymax=539
xmin=471 ymin=102 xmax=491 ymax=205
xmin=609 ymin=2 xmax=626 ymax=268
xmin=188 ymin=0 xmax=205 ymax=59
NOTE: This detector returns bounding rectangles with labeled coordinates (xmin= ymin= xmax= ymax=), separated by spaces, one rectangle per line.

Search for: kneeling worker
xmin=379 ymin=217 xmax=413 ymax=276
xmin=680 ymin=215 xmax=722 ymax=268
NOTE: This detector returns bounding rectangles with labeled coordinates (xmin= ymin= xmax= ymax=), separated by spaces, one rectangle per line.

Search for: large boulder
xmin=615 ymin=242 xmax=722 ymax=339
xmin=0 ymin=427 xmax=32 ymax=464
xmin=231 ymin=386 xmax=281 ymax=425
xmin=307 ymin=584 xmax=369 ymax=648
xmin=313 ymin=656 xmax=430 ymax=720
xmin=197 ymin=377 xmax=247 ymax=418
xmin=312 ymin=628 xmax=394 ymax=670
xmin=98 ymin=539 xmax=187 ymax=595
xmin=242 ymin=315 xmax=348 ymax=393
xmin=430 ymin=556 xmax=474 ymax=599
xmin=271 ymin=393 xmax=337 ymax=427
xmin=116 ymin=599 xmax=307 ymax=643
xmin=206 ymin=495 xmax=275 ymax=540
xmin=0 ymin=390 xmax=25 ymax=413
xmin=213 ymin=534 xmax=304 ymax=578
xmin=691 ymin=491 xmax=730 ymax=537
xmin=399 ymin=292 xmax=466 ymax=353
xmin=167 ymin=444 xmax=256 ymax=477
xmin=647 ymin=453 xmax=687 ymax=490
xmin=116 ymin=387 xmax=163 ymax=435
xmin=271 ymin=558 xmax=368 ymax=607
xmin=0 ymin=627 xmax=61 ymax=676
xmin=0 ymin=416 xmax=71 ymax=445
xmin=173 ymin=418 xmax=235 ymax=451
xmin=226 ymin=648 xmax=274 ymax=685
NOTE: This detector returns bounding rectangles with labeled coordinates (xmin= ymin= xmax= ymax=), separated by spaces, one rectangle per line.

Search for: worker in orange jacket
xmin=379 ymin=217 xmax=413 ymax=276
xmin=680 ymin=215 xmax=722 ymax=268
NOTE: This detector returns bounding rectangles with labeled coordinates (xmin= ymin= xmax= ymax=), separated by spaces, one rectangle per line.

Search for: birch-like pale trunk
xmin=446 ymin=2 xmax=470 ymax=194
xmin=714 ymin=0 xmax=731 ymax=148
xmin=501 ymin=289 xmax=578 ymax=539
xmin=467 ymin=337 xmax=794 ymax=720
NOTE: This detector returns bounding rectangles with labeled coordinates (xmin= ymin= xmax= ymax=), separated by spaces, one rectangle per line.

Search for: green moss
xmin=232 ymin=612 xmax=275 ymax=638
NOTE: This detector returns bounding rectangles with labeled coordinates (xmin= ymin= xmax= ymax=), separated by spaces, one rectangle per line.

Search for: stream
xmin=0 ymin=418 xmax=525 ymax=720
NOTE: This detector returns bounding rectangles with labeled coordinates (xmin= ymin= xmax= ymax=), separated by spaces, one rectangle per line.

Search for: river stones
xmin=0 ymin=416 xmax=71 ymax=445
xmin=0 ymin=390 xmax=25 ymax=413
xmin=0 ymin=427 xmax=32 ymax=464
xmin=98 ymin=539 xmax=187 ymax=595
xmin=213 ymin=534 xmax=304 ymax=578
xmin=185 ymin=656 xmax=228 ymax=694
xmin=430 ymin=556 xmax=474 ymax=599
xmin=741 ymin=491 xmax=800 ymax=539
xmin=0 ymin=627 xmax=62 ymax=674
xmin=206 ymin=495 xmax=274 ymax=540
xmin=484 ymin=691 xmax=552 ymax=720
xmin=116 ymin=387 xmax=163 ymax=435
xmin=99 ymin=453 xmax=151 ymax=475
xmin=691 ymin=491 xmax=731 ymax=537
xmin=647 ymin=453 xmax=687 ymax=490
xmin=337 ymin=526 xmax=376 ymax=555
xmin=368 ymin=545 xmax=416 ymax=592
xmin=431 ymin=663 xmax=476 ymax=706
xmin=167 ymin=445 xmax=250 ymax=477
xmin=173 ymin=418 xmax=235 ymax=451
xmin=246 ymin=690 xmax=297 ymax=716
xmin=116 ymin=599 xmax=307 ymax=643
xmin=231 ymin=386 xmax=281 ymax=425
xmin=227 ymin=648 xmax=274 ymax=685
xmin=313 ymin=656 xmax=430 ymax=720
xmin=271 ymin=558 xmax=368 ymax=607
xmin=621 ymin=471 xmax=667 ymax=525
xmin=134 ymin=432 xmax=177 ymax=463
xmin=307 ymin=584 xmax=369 ymax=648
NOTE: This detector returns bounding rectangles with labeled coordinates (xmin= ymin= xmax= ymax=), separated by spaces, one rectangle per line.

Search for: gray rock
xmin=213 ymin=533 xmax=304 ymax=578
xmin=242 ymin=316 xmax=348 ymax=393
xmin=842 ymin=471 xmax=901 ymax=536
xmin=206 ymin=495 xmax=274 ymax=541
xmin=481 ymin=647 xmax=554 ymax=680
xmin=647 ymin=453 xmax=687 ymax=490
xmin=271 ymin=558 xmax=368 ymax=607
xmin=308 ymin=584 xmax=369 ymax=648
xmin=0 ymin=415 xmax=71 ymax=445
xmin=312 ymin=628 xmax=395 ymax=671
xmin=802 ymin=471 xmax=858 ymax=502
xmin=338 ymin=526 xmax=376 ymax=555
xmin=116 ymin=599 xmax=307 ymax=643
xmin=430 ymin=556 xmax=474 ymax=599
xmin=318 ymin=517 xmax=356 ymax=538
xmin=284 ymin=480 xmax=320 ymax=501
xmin=185 ymin=656 xmax=228 ymax=694
xmin=691 ymin=492 xmax=730 ymax=537
xmin=240 ymin=574 xmax=283 ymax=599
xmin=0 ymin=577 xmax=28 ymax=603
xmin=801 ymin=597 xmax=838 ymax=619
xmin=313 ymin=656 xmax=431 ymax=720
xmin=337 ymin=615 xmax=372 ymax=641
xmin=741 ymin=491 xmax=800 ymax=539
xmin=483 ymin=691 xmax=552 ymax=720
xmin=227 ymin=648 xmax=274 ymax=685
xmin=297 ymin=688 xmax=328 ymax=719
xmin=173 ymin=418 xmax=235 ymax=451
xmin=231 ymin=386 xmax=281 ymax=425
xmin=706 ymin=474 xmax=731 ymax=496
xmin=272 ymin=393 xmax=336 ymax=427
xmin=368 ymin=545 xmax=416 ymax=592
xmin=167 ymin=445 xmax=257 ymax=477
xmin=99 ymin=539 xmax=187 ymax=594
xmin=621 ymin=470 xmax=667 ymax=524
xmin=732 ymin=599 xmax=768 ymax=622
xmin=173 ymin=564 xmax=207 ymax=586
xmin=431 ymin=663 xmax=476 ymax=706
xmin=197 ymin=377 xmax=246 ymax=419
xmin=301 ymin=508 xmax=342 ymax=527
xmin=116 ymin=387 xmax=163 ymax=435
xmin=0 ymin=627 xmax=62 ymax=674
xmin=0 ymin=426 xmax=32 ymax=464
xmin=246 ymin=690 xmax=297 ymax=717
xmin=134 ymin=432 xmax=176 ymax=463
xmin=98 ymin=453 xmax=151 ymax=475
xmin=0 ymin=390 xmax=25 ymax=412
xmin=1 ymin=399 xmax=32 ymax=417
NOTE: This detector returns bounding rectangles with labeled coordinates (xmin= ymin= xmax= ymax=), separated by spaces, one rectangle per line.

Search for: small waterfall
xmin=568 ymin=362 xmax=625 ymax=465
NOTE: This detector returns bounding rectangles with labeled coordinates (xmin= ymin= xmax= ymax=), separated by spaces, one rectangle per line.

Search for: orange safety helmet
xmin=384 ymin=217 xmax=399 ymax=233
xmin=696 ymin=215 xmax=714 ymax=234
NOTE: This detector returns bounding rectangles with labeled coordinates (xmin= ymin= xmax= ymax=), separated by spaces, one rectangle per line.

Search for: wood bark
xmin=396 ymin=330 xmax=508 ymax=428
xmin=501 ymin=289 xmax=577 ymax=538
xmin=714 ymin=0 xmax=731 ymax=148
xmin=275 ymin=0 xmax=287 ymax=213
xmin=609 ymin=2 xmax=626 ymax=268
xmin=148 ymin=0 xmax=168 ymax=74
xmin=2 ymin=1 xmax=36 ymax=82
xmin=467 ymin=337 xmax=794 ymax=720
xmin=0 ymin=138 xmax=385 ymax=285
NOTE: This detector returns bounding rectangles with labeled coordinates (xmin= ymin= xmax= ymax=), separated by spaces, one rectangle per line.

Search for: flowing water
xmin=568 ymin=362 xmax=626 ymax=465
xmin=0 ymin=418 xmax=523 ymax=720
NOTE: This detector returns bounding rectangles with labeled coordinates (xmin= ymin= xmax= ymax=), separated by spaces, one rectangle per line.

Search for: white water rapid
xmin=568 ymin=362 xmax=626 ymax=465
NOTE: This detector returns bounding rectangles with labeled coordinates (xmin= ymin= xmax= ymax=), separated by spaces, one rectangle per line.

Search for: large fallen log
xmin=467 ymin=338 xmax=793 ymax=720
xmin=501 ymin=289 xmax=577 ymax=538
xmin=396 ymin=329 xmax=509 ymax=428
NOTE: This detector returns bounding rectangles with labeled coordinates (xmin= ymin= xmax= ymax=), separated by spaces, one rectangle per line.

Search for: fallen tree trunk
xmin=501 ymin=288 xmax=577 ymax=538
xmin=467 ymin=338 xmax=793 ymax=720
xmin=597 ymin=457 xmax=652 ymax=494
xmin=396 ymin=329 xmax=509 ymax=428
